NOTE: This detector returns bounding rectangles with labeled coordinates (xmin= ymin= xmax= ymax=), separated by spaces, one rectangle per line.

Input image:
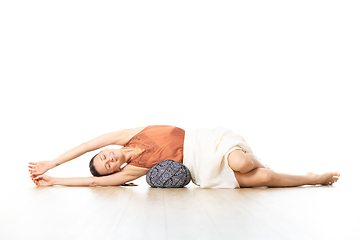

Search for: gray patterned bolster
xmin=146 ymin=160 xmax=191 ymax=188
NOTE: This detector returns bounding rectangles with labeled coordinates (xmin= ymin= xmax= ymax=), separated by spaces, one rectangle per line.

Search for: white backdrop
xmin=1 ymin=1 xmax=359 ymax=186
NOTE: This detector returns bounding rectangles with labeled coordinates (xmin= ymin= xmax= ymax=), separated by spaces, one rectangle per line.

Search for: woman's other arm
xmin=31 ymin=165 xmax=149 ymax=187
xmin=28 ymin=127 xmax=146 ymax=175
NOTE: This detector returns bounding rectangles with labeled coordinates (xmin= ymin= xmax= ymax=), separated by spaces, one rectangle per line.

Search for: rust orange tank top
xmin=124 ymin=125 xmax=185 ymax=168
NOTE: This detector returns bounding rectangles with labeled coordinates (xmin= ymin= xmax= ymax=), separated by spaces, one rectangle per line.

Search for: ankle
xmin=306 ymin=172 xmax=319 ymax=185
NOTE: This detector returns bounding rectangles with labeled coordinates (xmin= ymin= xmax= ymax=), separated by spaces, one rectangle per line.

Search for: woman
xmin=29 ymin=125 xmax=340 ymax=188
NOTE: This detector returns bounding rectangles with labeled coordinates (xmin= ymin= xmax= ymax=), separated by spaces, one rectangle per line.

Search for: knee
xmin=234 ymin=158 xmax=252 ymax=173
xmin=259 ymin=170 xmax=275 ymax=185
xmin=228 ymin=150 xmax=254 ymax=173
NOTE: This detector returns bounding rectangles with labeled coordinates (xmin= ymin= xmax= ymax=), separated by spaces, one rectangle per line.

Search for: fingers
xmin=28 ymin=163 xmax=40 ymax=175
xmin=28 ymin=164 xmax=35 ymax=169
xmin=33 ymin=179 xmax=41 ymax=186
xmin=30 ymin=175 xmax=44 ymax=186
xmin=29 ymin=172 xmax=43 ymax=185
xmin=28 ymin=168 xmax=38 ymax=175
xmin=28 ymin=162 xmax=49 ymax=175
xmin=28 ymin=163 xmax=36 ymax=172
xmin=30 ymin=175 xmax=39 ymax=185
xmin=28 ymin=163 xmax=37 ymax=170
xmin=28 ymin=162 xmax=50 ymax=186
xmin=30 ymin=174 xmax=37 ymax=181
xmin=34 ymin=175 xmax=43 ymax=180
xmin=30 ymin=174 xmax=43 ymax=180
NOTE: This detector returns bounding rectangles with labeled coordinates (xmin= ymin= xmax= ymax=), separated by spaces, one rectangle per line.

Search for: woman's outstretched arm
xmin=28 ymin=142 xmax=88 ymax=176
xmin=28 ymin=127 xmax=146 ymax=175
xmin=30 ymin=165 xmax=149 ymax=187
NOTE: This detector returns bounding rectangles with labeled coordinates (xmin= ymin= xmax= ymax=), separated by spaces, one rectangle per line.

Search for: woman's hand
xmin=30 ymin=174 xmax=54 ymax=186
xmin=28 ymin=161 xmax=54 ymax=175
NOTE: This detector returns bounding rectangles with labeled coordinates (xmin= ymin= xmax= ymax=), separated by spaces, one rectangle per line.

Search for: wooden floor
xmin=1 ymin=176 xmax=358 ymax=240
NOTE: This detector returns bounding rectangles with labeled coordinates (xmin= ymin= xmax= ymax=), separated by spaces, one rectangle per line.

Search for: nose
xmin=106 ymin=153 xmax=115 ymax=163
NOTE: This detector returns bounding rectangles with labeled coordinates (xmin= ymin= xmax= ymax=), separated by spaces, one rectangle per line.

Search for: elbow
xmin=90 ymin=178 xmax=98 ymax=187
xmin=90 ymin=177 xmax=113 ymax=187
xmin=81 ymin=142 xmax=89 ymax=152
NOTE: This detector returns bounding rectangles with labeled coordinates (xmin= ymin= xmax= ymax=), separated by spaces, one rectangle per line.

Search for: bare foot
xmin=306 ymin=172 xmax=340 ymax=185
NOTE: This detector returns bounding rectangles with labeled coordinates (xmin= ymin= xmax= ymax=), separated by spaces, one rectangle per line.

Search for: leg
xmin=234 ymin=168 xmax=340 ymax=188
xmin=228 ymin=150 xmax=266 ymax=174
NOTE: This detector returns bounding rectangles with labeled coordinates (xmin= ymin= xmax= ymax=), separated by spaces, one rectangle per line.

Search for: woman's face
xmin=93 ymin=148 xmax=122 ymax=175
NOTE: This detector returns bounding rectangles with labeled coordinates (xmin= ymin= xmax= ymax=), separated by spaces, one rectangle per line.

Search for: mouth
xmin=112 ymin=152 xmax=118 ymax=161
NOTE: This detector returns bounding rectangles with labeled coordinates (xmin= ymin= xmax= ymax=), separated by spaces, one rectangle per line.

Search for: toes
xmin=329 ymin=175 xmax=339 ymax=185
xmin=321 ymin=172 xmax=340 ymax=185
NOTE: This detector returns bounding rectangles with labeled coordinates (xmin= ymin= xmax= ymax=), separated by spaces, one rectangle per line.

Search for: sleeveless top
xmin=124 ymin=125 xmax=185 ymax=168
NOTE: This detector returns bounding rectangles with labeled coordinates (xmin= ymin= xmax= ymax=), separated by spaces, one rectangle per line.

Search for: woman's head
xmin=89 ymin=154 xmax=101 ymax=176
xmin=89 ymin=149 xmax=122 ymax=177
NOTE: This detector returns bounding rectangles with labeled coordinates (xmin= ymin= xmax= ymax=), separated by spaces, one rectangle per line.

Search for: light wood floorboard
xmin=1 ymin=178 xmax=358 ymax=240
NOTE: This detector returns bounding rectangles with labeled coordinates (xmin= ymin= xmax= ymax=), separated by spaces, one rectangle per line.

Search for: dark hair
xmin=89 ymin=153 xmax=101 ymax=177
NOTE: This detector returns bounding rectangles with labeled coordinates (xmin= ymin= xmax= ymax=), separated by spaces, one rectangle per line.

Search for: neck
xmin=119 ymin=147 xmax=135 ymax=164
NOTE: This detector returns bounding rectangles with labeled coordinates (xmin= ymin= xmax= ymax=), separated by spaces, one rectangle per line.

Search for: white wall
xmin=1 ymin=1 xmax=359 ymax=186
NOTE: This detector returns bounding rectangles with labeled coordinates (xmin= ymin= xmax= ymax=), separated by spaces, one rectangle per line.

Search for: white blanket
xmin=183 ymin=127 xmax=254 ymax=188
